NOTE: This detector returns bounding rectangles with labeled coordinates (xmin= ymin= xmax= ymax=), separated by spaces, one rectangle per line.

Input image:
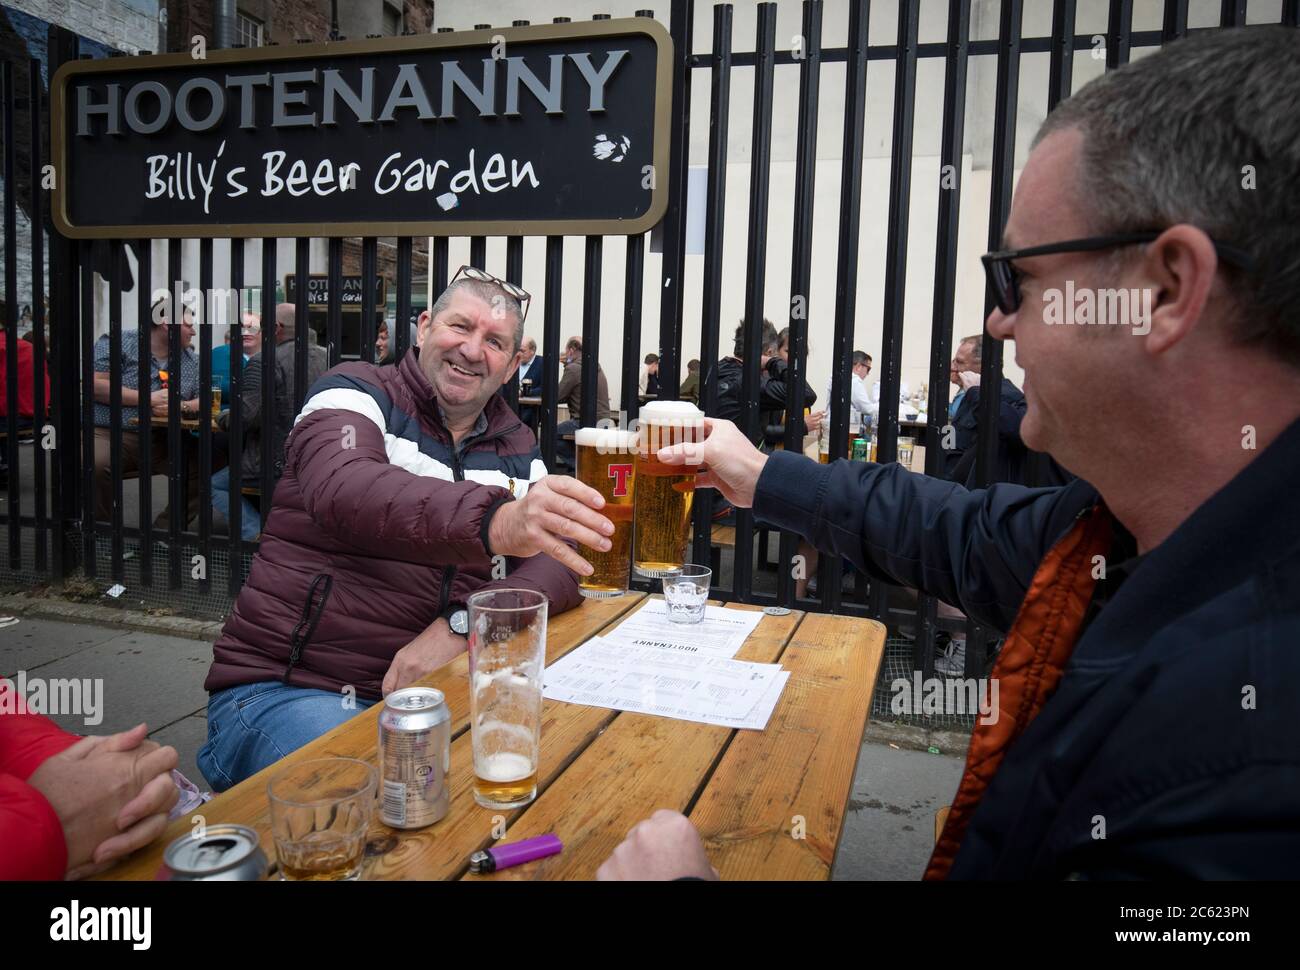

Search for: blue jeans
xmin=197 ymin=681 xmax=375 ymax=792
xmin=211 ymin=466 xmax=260 ymax=541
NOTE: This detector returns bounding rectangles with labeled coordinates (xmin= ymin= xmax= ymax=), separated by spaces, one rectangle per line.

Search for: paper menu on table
xmin=543 ymin=636 xmax=785 ymax=724
xmin=599 ymin=600 xmax=764 ymax=659
xmin=714 ymin=669 xmax=789 ymax=731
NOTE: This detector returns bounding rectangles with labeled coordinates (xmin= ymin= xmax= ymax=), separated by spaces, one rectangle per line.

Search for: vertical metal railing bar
xmin=197 ymin=237 xmax=213 ymax=594
xmin=227 ymin=238 xmax=245 ymax=594
xmin=1220 ymin=0 xmax=1248 ymax=27
xmin=688 ymin=2 xmax=733 ymax=578
xmin=361 ymin=237 xmax=378 ymax=364
xmin=259 ymin=238 xmax=276 ymax=538
xmin=579 ymin=236 xmax=602 ymax=429
xmin=1107 ymin=0 xmax=1134 ymax=68
xmin=165 ymin=238 xmax=183 ymax=588
xmin=968 ymin=0 xmax=1023 ymax=676
xmin=293 ymin=237 xmax=310 ymax=416
xmin=974 ymin=0 xmax=1022 ymax=490
xmin=821 ymin=0 xmax=871 ymax=616
xmin=621 ymin=234 xmax=646 ymax=424
xmin=28 ymin=59 xmax=48 ymax=572
xmin=540 ymin=236 xmax=563 ymax=470
xmin=2 ymin=62 xmax=19 ymax=569
xmin=619 ymin=10 xmax=654 ymax=431
xmin=868 ymin=0 xmax=920 ymax=624
xmin=79 ymin=241 xmax=95 ymax=576
xmin=469 ymin=235 xmax=486 ymax=273
xmin=734 ymin=2 xmax=777 ymax=604
xmin=396 ymin=236 xmax=414 ymax=362
xmin=502 ymin=234 xmax=522 ymax=414
xmin=1049 ymin=0 xmax=1077 ymax=110
xmin=432 ymin=237 xmax=449 ymax=296
xmin=915 ymin=0 xmax=972 ymax=674
xmin=326 ymin=237 xmax=343 ymax=368
xmin=107 ymin=240 xmax=124 ymax=580
xmin=1163 ymin=0 xmax=1190 ymax=40
xmin=776 ymin=0 xmax=823 ymax=608
xmin=135 ymin=241 xmax=153 ymax=586
xmin=47 ymin=25 xmax=80 ymax=583
xmin=654 ymin=0 xmax=694 ymax=399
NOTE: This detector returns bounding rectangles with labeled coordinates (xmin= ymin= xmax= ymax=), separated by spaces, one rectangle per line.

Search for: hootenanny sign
xmin=51 ymin=19 xmax=672 ymax=238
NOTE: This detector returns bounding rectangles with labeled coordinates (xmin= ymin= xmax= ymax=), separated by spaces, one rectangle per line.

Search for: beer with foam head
xmin=633 ymin=401 xmax=704 ymax=577
xmin=575 ymin=427 xmax=637 ymax=598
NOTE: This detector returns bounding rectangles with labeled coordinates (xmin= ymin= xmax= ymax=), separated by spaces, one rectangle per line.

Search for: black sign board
xmin=285 ymin=274 xmax=385 ymax=308
xmin=51 ymin=20 xmax=672 ymax=238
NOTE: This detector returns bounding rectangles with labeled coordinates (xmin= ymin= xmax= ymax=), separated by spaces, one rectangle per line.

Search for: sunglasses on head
xmin=450 ymin=265 xmax=532 ymax=323
xmin=980 ymin=229 xmax=1256 ymax=315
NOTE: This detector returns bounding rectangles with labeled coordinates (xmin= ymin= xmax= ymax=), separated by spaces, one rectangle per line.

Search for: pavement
xmin=0 ymin=601 xmax=968 ymax=880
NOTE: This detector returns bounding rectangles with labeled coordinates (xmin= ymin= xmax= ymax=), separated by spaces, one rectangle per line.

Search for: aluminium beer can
xmin=161 ymin=824 xmax=270 ymax=880
xmin=379 ymin=686 xmax=451 ymax=829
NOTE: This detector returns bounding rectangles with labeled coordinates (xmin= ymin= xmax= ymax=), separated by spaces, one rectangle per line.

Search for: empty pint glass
xmin=575 ymin=427 xmax=637 ymax=598
xmin=468 ymin=589 xmax=547 ymax=809
xmin=634 ymin=401 xmax=704 ymax=578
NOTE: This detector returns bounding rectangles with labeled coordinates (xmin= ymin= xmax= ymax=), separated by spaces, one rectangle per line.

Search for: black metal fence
xmin=3 ymin=2 xmax=1295 ymax=693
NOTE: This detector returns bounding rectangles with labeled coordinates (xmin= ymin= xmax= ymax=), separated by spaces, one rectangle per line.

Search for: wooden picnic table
xmin=97 ymin=592 xmax=883 ymax=881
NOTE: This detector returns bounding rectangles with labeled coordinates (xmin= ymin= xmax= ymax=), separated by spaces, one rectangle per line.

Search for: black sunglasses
xmin=450 ymin=264 xmax=531 ymax=323
xmin=981 ymin=230 xmax=1256 ymax=315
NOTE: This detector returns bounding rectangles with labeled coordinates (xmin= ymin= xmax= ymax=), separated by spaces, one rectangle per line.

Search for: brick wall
xmin=6 ymin=0 xmax=161 ymax=54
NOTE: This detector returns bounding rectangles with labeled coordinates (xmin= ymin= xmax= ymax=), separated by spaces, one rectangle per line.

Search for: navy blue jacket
xmin=943 ymin=377 xmax=1028 ymax=484
xmin=753 ymin=417 xmax=1300 ymax=878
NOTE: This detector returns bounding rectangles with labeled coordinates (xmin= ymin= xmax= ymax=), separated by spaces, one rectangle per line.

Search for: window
xmin=382 ymin=5 xmax=402 ymax=36
xmin=235 ymin=11 xmax=263 ymax=48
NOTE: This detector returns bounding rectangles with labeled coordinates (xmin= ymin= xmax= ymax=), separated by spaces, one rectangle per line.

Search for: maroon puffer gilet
xmin=204 ymin=350 xmax=580 ymax=700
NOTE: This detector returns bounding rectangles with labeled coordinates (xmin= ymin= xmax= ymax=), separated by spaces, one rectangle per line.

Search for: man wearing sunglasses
xmin=198 ymin=267 xmax=615 ymax=791
xmin=599 ymin=26 xmax=1300 ymax=879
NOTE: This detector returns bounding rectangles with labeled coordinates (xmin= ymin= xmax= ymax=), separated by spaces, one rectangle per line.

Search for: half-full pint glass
xmin=575 ymin=427 xmax=637 ymax=597
xmin=468 ymin=589 xmax=547 ymax=809
xmin=633 ymin=401 xmax=704 ymax=578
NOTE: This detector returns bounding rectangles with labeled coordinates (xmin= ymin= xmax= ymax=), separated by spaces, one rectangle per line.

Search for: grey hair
xmin=959 ymin=335 xmax=983 ymax=364
xmin=1034 ymin=25 xmax=1300 ymax=365
xmin=427 ymin=278 xmax=525 ymax=351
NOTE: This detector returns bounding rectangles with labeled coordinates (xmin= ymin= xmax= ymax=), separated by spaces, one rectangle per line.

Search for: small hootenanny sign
xmin=51 ymin=19 xmax=672 ymax=239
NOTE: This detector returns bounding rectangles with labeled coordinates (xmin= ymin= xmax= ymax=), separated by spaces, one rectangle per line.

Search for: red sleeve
xmin=0 ymin=774 xmax=68 ymax=880
xmin=0 ymin=680 xmax=82 ymax=778
xmin=0 ymin=681 xmax=78 ymax=880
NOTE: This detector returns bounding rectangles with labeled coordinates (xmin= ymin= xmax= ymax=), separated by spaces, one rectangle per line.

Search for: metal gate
xmin=3 ymin=1 xmax=1294 ymax=698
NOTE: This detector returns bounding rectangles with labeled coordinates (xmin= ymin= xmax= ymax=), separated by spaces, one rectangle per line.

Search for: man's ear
xmin=1138 ymin=224 xmax=1218 ymax=356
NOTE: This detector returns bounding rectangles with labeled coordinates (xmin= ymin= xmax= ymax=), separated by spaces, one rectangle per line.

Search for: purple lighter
xmin=468 ymin=834 xmax=563 ymax=874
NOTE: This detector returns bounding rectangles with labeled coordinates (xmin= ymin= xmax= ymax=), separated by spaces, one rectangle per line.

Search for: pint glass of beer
xmin=575 ymin=427 xmax=637 ymax=598
xmin=633 ymin=401 xmax=704 ymax=578
xmin=468 ymin=588 xmax=547 ymax=809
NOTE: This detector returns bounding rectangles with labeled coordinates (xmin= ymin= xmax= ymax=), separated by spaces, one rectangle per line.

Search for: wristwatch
xmin=447 ymin=608 xmax=469 ymax=637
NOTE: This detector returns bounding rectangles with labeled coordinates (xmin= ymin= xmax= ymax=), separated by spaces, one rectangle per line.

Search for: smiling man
xmin=197 ymin=268 xmax=615 ymax=792
xmin=598 ymin=26 xmax=1300 ymax=879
